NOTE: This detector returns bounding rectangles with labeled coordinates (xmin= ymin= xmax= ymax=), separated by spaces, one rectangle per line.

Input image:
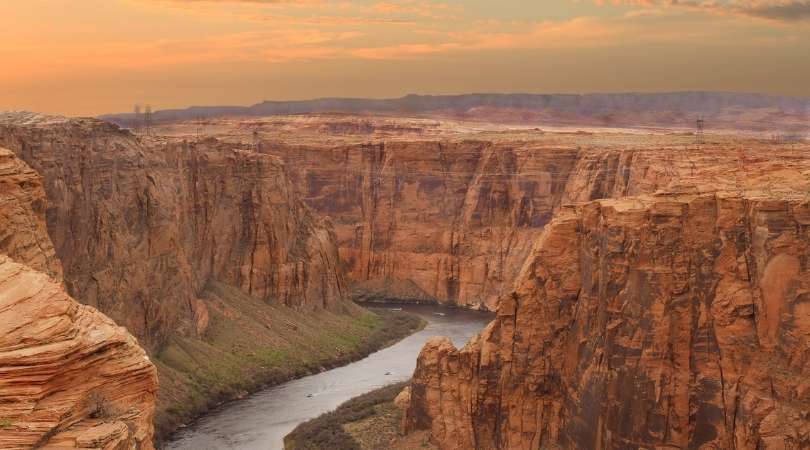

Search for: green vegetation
xmin=0 ymin=418 xmax=12 ymax=430
xmin=154 ymin=282 xmax=425 ymax=444
xmin=284 ymin=382 xmax=408 ymax=450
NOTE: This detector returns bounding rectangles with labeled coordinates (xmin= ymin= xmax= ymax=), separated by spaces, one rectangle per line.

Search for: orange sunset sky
xmin=2 ymin=0 xmax=809 ymax=116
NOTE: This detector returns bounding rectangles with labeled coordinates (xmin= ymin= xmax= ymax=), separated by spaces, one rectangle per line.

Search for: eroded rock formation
xmin=0 ymin=113 xmax=348 ymax=350
xmin=0 ymin=148 xmax=157 ymax=449
xmin=406 ymin=195 xmax=810 ymax=449
xmin=0 ymin=256 xmax=158 ymax=450
xmin=405 ymin=193 xmax=810 ymax=449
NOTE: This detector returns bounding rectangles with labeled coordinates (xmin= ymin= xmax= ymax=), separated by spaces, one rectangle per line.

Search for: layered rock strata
xmin=0 ymin=113 xmax=348 ymax=350
xmin=405 ymin=193 xmax=810 ymax=449
xmin=0 ymin=148 xmax=157 ymax=449
xmin=0 ymin=148 xmax=61 ymax=279
xmin=0 ymin=256 xmax=158 ymax=450
xmin=264 ymin=139 xmax=810 ymax=311
xmin=265 ymin=141 xmax=580 ymax=310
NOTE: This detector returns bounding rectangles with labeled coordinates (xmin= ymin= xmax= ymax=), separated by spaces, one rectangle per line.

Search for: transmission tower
xmin=252 ymin=130 xmax=260 ymax=152
xmin=144 ymin=105 xmax=153 ymax=137
xmin=195 ymin=116 xmax=204 ymax=139
xmin=696 ymin=116 xmax=705 ymax=145
xmin=133 ymin=104 xmax=142 ymax=134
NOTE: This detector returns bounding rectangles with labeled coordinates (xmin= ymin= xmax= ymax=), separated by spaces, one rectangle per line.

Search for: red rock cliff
xmin=0 ymin=147 xmax=157 ymax=449
xmin=265 ymin=140 xmax=580 ymax=310
xmin=0 ymin=113 xmax=347 ymax=350
xmin=266 ymin=137 xmax=810 ymax=314
xmin=405 ymin=193 xmax=810 ymax=449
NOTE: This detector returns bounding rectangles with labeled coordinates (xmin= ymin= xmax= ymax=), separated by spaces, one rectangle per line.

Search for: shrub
xmin=284 ymin=382 xmax=408 ymax=450
xmin=86 ymin=390 xmax=121 ymax=419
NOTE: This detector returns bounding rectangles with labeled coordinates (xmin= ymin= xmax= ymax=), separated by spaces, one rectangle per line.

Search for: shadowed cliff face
xmin=405 ymin=193 xmax=810 ymax=450
xmin=263 ymin=137 xmax=810 ymax=311
xmin=0 ymin=148 xmax=157 ymax=449
xmin=265 ymin=141 xmax=581 ymax=310
xmin=0 ymin=114 xmax=348 ymax=350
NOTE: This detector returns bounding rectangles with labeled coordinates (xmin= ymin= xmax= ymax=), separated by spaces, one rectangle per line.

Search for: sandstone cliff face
xmin=0 ymin=113 xmax=347 ymax=350
xmin=0 ymin=256 xmax=158 ymax=450
xmin=405 ymin=193 xmax=810 ymax=449
xmin=265 ymin=141 xmax=579 ymax=310
xmin=0 ymin=148 xmax=157 ymax=449
xmin=266 ymin=138 xmax=810 ymax=312
xmin=0 ymin=148 xmax=62 ymax=279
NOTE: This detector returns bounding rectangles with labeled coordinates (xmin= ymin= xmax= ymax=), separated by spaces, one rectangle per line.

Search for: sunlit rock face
xmin=0 ymin=114 xmax=349 ymax=351
xmin=0 ymin=147 xmax=158 ymax=449
xmin=0 ymin=256 xmax=159 ymax=450
xmin=405 ymin=193 xmax=810 ymax=450
xmin=0 ymin=147 xmax=62 ymax=279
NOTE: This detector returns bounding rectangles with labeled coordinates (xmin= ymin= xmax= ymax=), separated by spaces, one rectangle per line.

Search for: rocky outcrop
xmin=265 ymin=141 xmax=580 ymax=310
xmin=0 ymin=256 xmax=158 ymax=450
xmin=0 ymin=113 xmax=348 ymax=350
xmin=0 ymin=148 xmax=157 ymax=449
xmin=0 ymin=148 xmax=61 ymax=279
xmin=405 ymin=193 xmax=810 ymax=449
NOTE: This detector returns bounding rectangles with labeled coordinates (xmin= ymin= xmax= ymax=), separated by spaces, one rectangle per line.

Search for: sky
xmin=1 ymin=0 xmax=809 ymax=116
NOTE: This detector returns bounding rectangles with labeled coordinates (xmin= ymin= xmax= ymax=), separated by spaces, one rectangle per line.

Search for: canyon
xmin=1 ymin=107 xmax=808 ymax=449
xmin=0 ymin=112 xmax=374 ymax=442
xmin=151 ymin=114 xmax=810 ymax=448
xmin=0 ymin=112 xmax=349 ymax=351
xmin=4 ymin=0 xmax=810 ymax=447
xmin=156 ymin=115 xmax=810 ymax=313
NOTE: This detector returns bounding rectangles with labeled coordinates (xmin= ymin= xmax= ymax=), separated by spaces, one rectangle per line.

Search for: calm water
xmin=166 ymin=304 xmax=492 ymax=450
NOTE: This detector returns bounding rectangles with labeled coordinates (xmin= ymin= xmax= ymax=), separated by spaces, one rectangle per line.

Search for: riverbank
xmin=154 ymin=282 xmax=425 ymax=445
xmin=165 ymin=304 xmax=491 ymax=449
xmin=284 ymin=382 xmax=435 ymax=450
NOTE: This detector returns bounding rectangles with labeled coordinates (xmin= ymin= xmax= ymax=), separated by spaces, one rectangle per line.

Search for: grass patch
xmin=0 ymin=418 xmax=12 ymax=430
xmin=284 ymin=382 xmax=408 ymax=450
xmin=154 ymin=282 xmax=425 ymax=445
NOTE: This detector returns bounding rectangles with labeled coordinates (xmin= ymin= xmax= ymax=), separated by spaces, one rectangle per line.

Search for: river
xmin=166 ymin=304 xmax=492 ymax=450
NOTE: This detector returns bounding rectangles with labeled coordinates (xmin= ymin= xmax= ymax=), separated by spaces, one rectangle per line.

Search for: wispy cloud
xmin=597 ymin=0 xmax=810 ymax=23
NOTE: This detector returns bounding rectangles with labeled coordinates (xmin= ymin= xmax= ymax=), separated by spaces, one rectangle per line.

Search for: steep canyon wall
xmin=265 ymin=141 xmax=582 ymax=310
xmin=264 ymin=139 xmax=781 ymax=310
xmin=0 ymin=114 xmax=349 ymax=351
xmin=0 ymin=148 xmax=157 ymax=449
xmin=405 ymin=193 xmax=810 ymax=449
